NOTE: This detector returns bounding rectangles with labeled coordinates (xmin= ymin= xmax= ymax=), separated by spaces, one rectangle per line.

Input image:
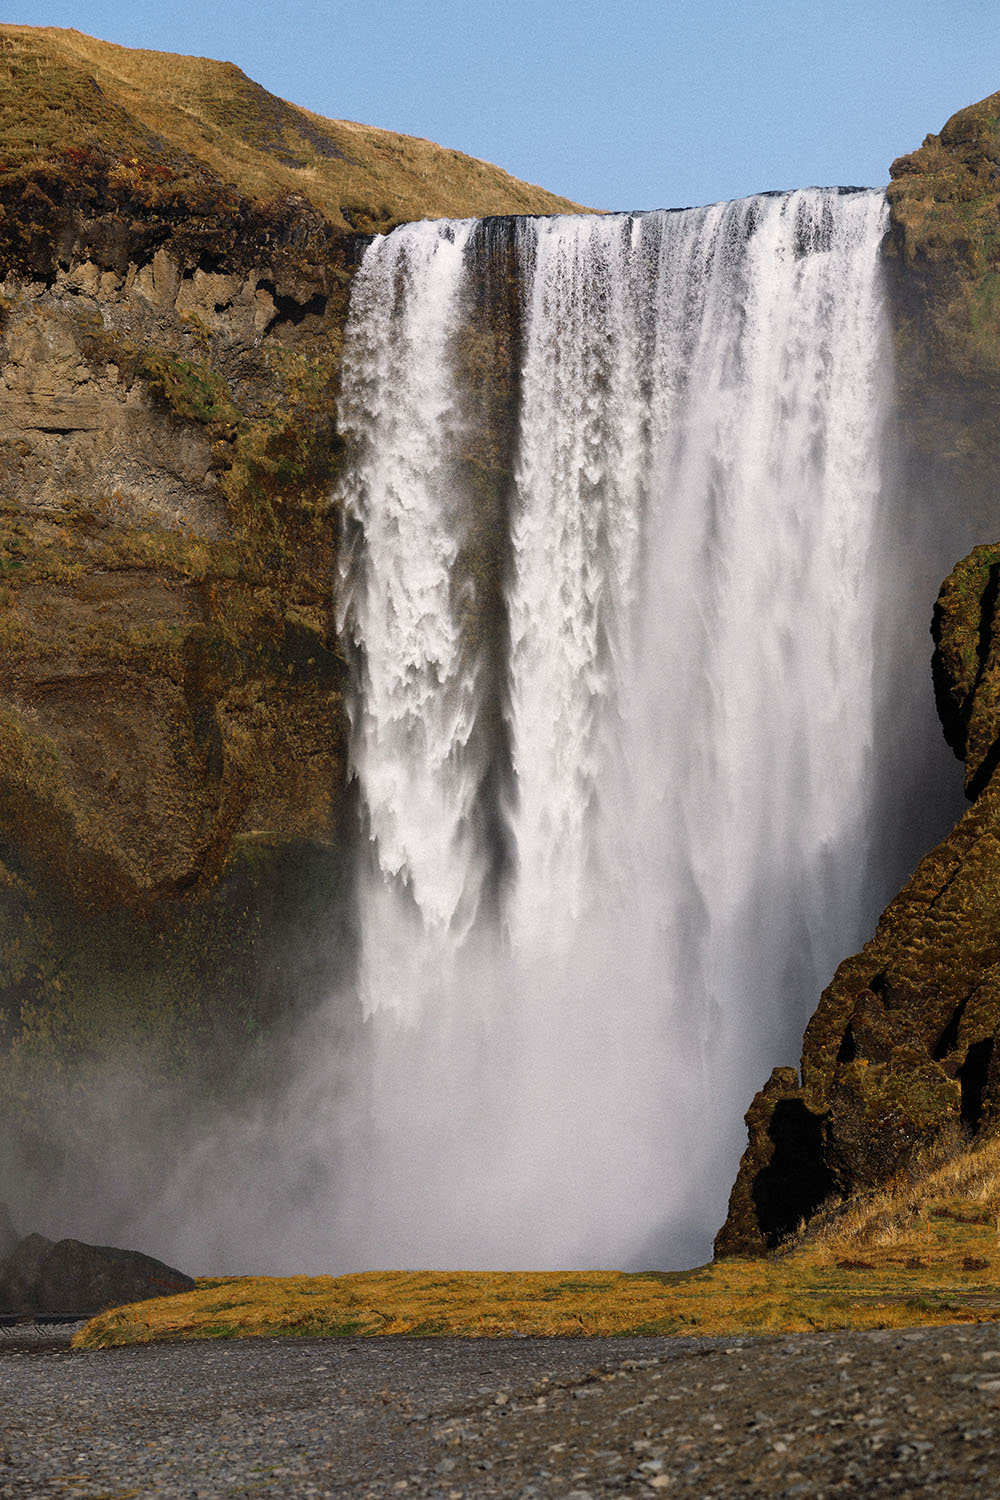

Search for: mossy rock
xmin=825 ymin=1054 xmax=961 ymax=1191
xmin=933 ymin=543 xmax=1000 ymax=793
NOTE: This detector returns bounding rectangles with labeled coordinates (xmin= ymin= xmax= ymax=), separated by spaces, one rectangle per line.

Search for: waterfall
xmin=334 ymin=190 xmax=892 ymax=1269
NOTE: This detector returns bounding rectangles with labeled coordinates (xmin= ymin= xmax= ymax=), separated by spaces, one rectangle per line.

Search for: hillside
xmin=0 ymin=25 xmax=585 ymax=230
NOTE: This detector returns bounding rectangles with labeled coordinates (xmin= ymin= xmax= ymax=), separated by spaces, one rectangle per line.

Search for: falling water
xmin=335 ymin=190 xmax=892 ymax=1268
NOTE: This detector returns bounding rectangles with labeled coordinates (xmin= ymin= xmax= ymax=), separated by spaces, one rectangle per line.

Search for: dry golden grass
xmin=72 ymin=1251 xmax=1000 ymax=1350
xmin=73 ymin=1133 xmax=1000 ymax=1350
xmin=0 ymin=25 xmax=588 ymax=227
xmin=806 ymin=1129 xmax=1000 ymax=1256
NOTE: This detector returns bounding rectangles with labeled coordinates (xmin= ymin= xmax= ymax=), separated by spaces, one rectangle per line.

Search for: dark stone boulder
xmin=0 ymin=1232 xmax=194 ymax=1314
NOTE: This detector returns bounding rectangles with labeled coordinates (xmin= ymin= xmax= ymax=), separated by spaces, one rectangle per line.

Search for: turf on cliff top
xmin=0 ymin=24 xmax=585 ymax=229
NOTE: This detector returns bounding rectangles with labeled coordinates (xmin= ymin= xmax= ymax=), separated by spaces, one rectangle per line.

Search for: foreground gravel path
xmin=2 ymin=1321 xmax=999 ymax=1497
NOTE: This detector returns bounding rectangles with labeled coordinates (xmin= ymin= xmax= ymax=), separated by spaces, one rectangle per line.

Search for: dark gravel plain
xmin=2 ymin=1320 xmax=1000 ymax=1497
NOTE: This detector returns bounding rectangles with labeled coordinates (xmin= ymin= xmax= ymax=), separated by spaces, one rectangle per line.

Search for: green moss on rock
xmin=139 ymin=350 xmax=239 ymax=430
xmin=932 ymin=542 xmax=1000 ymax=789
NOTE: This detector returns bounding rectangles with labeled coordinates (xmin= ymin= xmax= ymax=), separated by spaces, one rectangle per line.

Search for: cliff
xmin=0 ymin=28 xmax=584 ymax=1147
xmin=717 ymin=89 xmax=1000 ymax=1255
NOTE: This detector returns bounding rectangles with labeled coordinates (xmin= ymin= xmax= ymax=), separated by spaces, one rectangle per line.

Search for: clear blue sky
xmin=11 ymin=1 xmax=1000 ymax=210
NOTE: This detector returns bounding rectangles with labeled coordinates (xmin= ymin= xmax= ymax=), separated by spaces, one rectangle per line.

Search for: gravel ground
xmin=2 ymin=1321 xmax=1000 ymax=1496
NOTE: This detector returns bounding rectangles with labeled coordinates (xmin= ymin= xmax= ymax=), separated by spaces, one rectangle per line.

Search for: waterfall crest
xmin=334 ymin=190 xmax=891 ymax=1268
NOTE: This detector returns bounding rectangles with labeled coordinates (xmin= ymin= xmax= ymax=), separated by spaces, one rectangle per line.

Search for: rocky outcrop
xmin=884 ymin=88 xmax=1000 ymax=533
xmin=718 ymin=93 xmax=1000 ymax=1257
xmin=0 ymin=218 xmax=352 ymax=912
xmin=0 ymin=166 xmax=357 ymax=1096
xmin=0 ymin=1230 xmax=193 ymax=1313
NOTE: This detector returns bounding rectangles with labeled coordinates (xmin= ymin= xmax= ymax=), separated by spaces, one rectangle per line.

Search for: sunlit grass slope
xmin=75 ymin=1133 xmax=1000 ymax=1348
xmin=0 ymin=25 xmax=586 ymax=229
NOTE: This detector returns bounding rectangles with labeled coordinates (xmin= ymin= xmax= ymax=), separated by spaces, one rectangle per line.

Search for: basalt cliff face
xmin=717 ymin=91 xmax=1000 ymax=1254
xmin=0 ymin=27 xmax=583 ymax=1146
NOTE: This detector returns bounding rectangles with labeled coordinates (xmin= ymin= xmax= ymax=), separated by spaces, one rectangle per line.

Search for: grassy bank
xmin=74 ymin=1132 xmax=1000 ymax=1348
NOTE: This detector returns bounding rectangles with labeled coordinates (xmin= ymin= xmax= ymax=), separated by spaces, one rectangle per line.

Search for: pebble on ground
xmin=1 ymin=1322 xmax=998 ymax=1497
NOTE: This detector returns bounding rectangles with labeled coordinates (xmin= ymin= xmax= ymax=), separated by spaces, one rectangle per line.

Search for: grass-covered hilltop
xmin=6 ymin=25 xmax=1000 ymax=1314
xmin=0 ymin=25 xmax=584 ymax=229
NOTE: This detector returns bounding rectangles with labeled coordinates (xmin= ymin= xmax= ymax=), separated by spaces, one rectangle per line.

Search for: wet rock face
xmin=0 ymin=163 xmax=365 ymax=1176
xmin=884 ymin=89 xmax=1000 ymax=538
xmin=886 ymin=90 xmax=1000 ymax=384
xmin=0 ymin=166 xmax=355 ymax=916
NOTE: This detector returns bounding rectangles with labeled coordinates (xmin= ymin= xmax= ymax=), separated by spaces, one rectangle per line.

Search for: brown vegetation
xmin=73 ymin=1130 xmax=1000 ymax=1349
xmin=0 ymin=25 xmax=587 ymax=229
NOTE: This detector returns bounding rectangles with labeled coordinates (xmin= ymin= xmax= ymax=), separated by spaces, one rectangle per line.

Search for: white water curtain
xmin=332 ymin=191 xmax=889 ymax=1268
